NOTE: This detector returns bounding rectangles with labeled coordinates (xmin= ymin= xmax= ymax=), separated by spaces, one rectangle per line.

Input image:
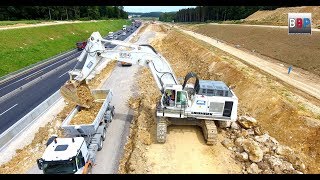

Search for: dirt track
xmin=187 ymin=24 xmax=320 ymax=77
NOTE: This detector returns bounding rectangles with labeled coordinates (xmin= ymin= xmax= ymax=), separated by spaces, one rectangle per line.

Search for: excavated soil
xmin=69 ymin=102 xmax=103 ymax=125
xmin=76 ymin=83 xmax=95 ymax=107
xmin=118 ymin=24 xmax=320 ymax=174
xmin=0 ymin=60 xmax=116 ymax=174
xmin=244 ymin=6 xmax=320 ymax=28
xmin=190 ymin=24 xmax=320 ymax=76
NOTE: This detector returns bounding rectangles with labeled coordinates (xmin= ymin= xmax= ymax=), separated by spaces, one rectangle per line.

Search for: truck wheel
xmin=102 ymin=128 xmax=106 ymax=141
xmin=98 ymin=138 xmax=103 ymax=151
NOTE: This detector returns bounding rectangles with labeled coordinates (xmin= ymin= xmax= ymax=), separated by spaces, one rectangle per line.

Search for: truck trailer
xmin=36 ymin=89 xmax=115 ymax=174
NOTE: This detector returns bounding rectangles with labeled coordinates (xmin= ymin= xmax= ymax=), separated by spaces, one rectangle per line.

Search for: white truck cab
xmin=37 ymin=137 xmax=90 ymax=174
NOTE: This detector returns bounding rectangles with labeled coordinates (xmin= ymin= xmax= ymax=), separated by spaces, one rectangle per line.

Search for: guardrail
xmin=0 ymin=90 xmax=61 ymax=150
xmin=0 ymin=49 xmax=77 ymax=84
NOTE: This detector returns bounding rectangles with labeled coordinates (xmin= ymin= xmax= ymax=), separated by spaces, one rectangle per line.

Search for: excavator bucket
xmin=60 ymin=81 xmax=92 ymax=108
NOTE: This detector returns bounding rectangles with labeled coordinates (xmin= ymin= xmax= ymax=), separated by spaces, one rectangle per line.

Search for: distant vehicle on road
xmin=120 ymin=61 xmax=132 ymax=66
xmin=76 ymin=41 xmax=87 ymax=51
xmin=107 ymin=32 xmax=114 ymax=39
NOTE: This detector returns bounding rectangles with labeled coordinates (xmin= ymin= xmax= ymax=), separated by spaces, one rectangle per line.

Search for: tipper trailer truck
xmin=36 ymin=89 xmax=115 ymax=174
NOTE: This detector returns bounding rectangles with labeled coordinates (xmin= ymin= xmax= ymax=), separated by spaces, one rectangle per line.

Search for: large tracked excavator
xmin=60 ymin=31 xmax=238 ymax=145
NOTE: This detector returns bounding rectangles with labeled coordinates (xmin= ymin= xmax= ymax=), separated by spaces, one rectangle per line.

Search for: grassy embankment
xmin=0 ymin=19 xmax=130 ymax=77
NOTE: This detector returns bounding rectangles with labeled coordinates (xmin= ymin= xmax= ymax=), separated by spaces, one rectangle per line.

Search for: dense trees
xmin=0 ymin=6 xmax=128 ymax=21
xmin=159 ymin=6 xmax=280 ymax=22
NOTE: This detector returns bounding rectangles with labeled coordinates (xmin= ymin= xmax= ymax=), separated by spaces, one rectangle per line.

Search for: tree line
xmin=0 ymin=6 xmax=128 ymax=21
xmin=159 ymin=6 xmax=281 ymax=22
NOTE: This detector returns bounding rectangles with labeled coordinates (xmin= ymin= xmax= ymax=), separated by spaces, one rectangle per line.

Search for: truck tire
xmin=102 ymin=128 xmax=106 ymax=141
xmin=98 ymin=138 xmax=103 ymax=151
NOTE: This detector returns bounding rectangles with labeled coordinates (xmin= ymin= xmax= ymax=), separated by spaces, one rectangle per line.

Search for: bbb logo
xmin=288 ymin=13 xmax=312 ymax=34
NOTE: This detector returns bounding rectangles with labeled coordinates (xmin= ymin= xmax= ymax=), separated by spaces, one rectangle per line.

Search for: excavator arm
xmin=60 ymin=31 xmax=180 ymax=106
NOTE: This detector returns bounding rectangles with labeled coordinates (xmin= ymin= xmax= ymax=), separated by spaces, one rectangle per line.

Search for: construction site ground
xmin=1 ymin=21 xmax=320 ymax=174
xmin=179 ymin=23 xmax=320 ymax=77
xmin=118 ymin=23 xmax=320 ymax=174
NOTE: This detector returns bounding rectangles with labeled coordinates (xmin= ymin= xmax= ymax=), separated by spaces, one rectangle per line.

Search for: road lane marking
xmin=0 ymin=53 xmax=79 ymax=92
xmin=58 ymin=71 xmax=69 ymax=78
xmin=0 ymin=104 xmax=18 ymax=116
xmin=25 ymin=70 xmax=43 ymax=80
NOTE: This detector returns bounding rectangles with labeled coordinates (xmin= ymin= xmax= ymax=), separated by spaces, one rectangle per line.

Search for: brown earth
xmin=69 ymin=102 xmax=103 ymax=125
xmin=119 ymin=24 xmax=320 ymax=173
xmin=245 ymin=6 xmax=320 ymax=28
xmin=189 ymin=24 xmax=320 ymax=76
xmin=76 ymin=83 xmax=94 ymax=107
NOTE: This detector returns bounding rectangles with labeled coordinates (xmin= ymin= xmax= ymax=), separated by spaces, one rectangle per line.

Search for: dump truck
xmin=36 ymin=89 xmax=115 ymax=174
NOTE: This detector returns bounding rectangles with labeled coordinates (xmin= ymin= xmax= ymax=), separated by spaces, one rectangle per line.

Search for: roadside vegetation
xmin=0 ymin=19 xmax=129 ymax=77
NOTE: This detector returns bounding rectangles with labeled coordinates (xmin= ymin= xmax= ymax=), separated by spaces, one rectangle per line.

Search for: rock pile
xmin=220 ymin=116 xmax=305 ymax=174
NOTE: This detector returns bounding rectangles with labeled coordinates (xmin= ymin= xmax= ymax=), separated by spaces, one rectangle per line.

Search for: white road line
xmin=58 ymin=71 xmax=69 ymax=78
xmin=0 ymin=54 xmax=76 ymax=91
xmin=25 ymin=70 xmax=43 ymax=80
xmin=0 ymin=104 xmax=18 ymax=116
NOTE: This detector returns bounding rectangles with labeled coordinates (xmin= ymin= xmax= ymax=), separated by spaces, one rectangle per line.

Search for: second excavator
xmin=60 ymin=31 xmax=238 ymax=145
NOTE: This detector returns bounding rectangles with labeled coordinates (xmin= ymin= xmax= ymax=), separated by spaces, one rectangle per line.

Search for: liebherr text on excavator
xmin=61 ymin=31 xmax=238 ymax=144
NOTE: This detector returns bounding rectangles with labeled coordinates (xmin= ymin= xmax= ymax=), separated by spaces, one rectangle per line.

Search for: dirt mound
xmin=245 ymin=6 xmax=320 ymax=28
xmin=69 ymin=102 xmax=103 ymax=125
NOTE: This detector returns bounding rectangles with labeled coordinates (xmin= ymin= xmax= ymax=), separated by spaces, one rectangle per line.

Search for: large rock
xmin=247 ymin=163 xmax=262 ymax=174
xmin=235 ymin=137 xmax=245 ymax=147
xmin=221 ymin=139 xmax=234 ymax=150
xmin=275 ymin=145 xmax=294 ymax=156
xmin=231 ymin=122 xmax=240 ymax=130
xmin=219 ymin=121 xmax=232 ymax=128
xmin=242 ymin=139 xmax=264 ymax=162
xmin=254 ymin=134 xmax=270 ymax=143
xmin=236 ymin=152 xmax=249 ymax=161
xmin=238 ymin=116 xmax=258 ymax=129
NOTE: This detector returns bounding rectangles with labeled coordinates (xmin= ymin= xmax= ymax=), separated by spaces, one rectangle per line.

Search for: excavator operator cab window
xmin=176 ymin=91 xmax=187 ymax=107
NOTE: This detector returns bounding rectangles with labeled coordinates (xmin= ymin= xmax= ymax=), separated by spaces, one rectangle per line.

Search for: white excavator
xmin=61 ymin=31 xmax=238 ymax=144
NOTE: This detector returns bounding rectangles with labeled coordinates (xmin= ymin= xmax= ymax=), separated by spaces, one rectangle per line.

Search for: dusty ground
xmin=0 ymin=59 xmax=116 ymax=174
xmin=244 ymin=6 xmax=320 ymax=28
xmin=183 ymin=24 xmax=320 ymax=76
xmin=118 ymin=24 xmax=320 ymax=174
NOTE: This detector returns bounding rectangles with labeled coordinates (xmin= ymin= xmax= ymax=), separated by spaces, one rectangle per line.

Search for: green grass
xmin=0 ymin=19 xmax=130 ymax=77
xmin=0 ymin=20 xmax=45 ymax=26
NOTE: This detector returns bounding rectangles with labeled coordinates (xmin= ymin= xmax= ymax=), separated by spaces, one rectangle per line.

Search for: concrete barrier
xmin=0 ymin=90 xmax=61 ymax=150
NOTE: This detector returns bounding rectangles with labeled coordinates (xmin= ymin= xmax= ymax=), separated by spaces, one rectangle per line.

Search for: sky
xmin=124 ymin=6 xmax=196 ymax=13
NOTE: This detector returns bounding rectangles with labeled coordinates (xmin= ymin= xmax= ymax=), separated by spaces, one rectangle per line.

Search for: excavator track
xmin=156 ymin=117 xmax=168 ymax=143
xmin=201 ymin=120 xmax=218 ymax=145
